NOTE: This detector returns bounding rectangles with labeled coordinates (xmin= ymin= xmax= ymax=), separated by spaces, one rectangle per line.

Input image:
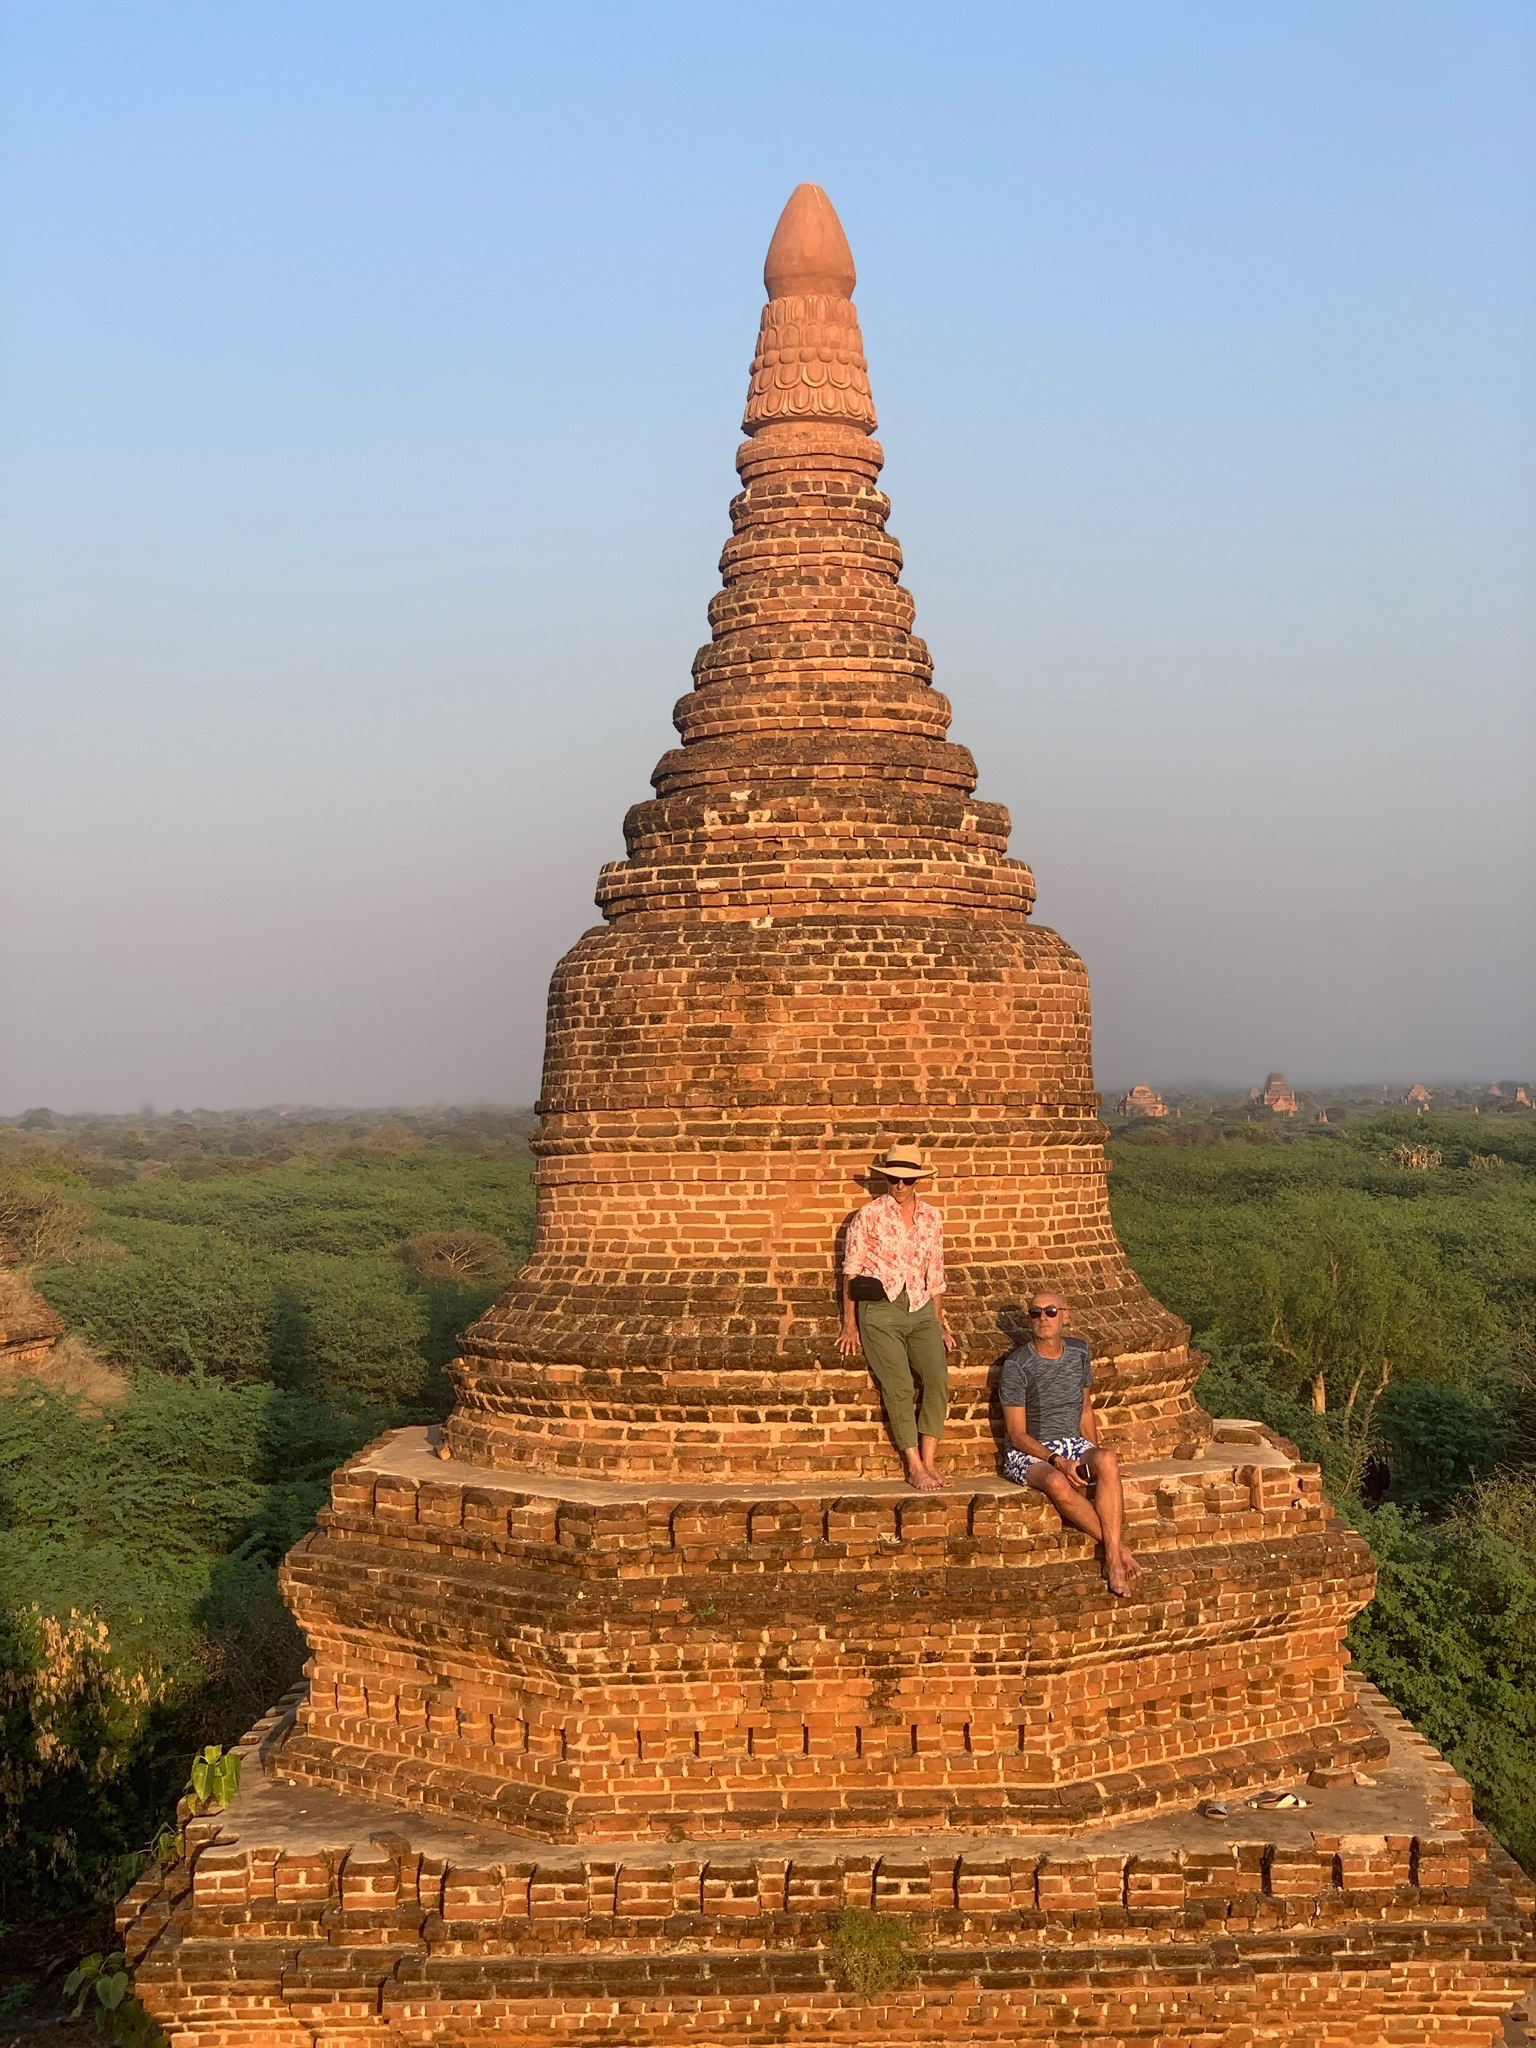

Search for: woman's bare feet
xmin=903 ymin=1450 xmax=946 ymax=1492
xmin=917 ymin=1434 xmax=949 ymax=1488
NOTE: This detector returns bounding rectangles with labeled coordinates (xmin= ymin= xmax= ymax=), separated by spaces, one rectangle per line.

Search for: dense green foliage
xmin=1351 ymin=1500 xmax=1536 ymax=1870
xmin=0 ymin=1370 xmax=385 ymax=1911
xmin=1112 ymin=1112 xmax=1536 ymax=1872
xmin=34 ymin=1149 xmax=535 ymax=1406
xmin=0 ymin=1115 xmax=535 ymax=1916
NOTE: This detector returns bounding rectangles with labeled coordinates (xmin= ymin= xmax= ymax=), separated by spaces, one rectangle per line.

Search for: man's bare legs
xmin=902 ymin=1435 xmax=947 ymax=1492
xmin=1025 ymin=1448 xmax=1139 ymax=1596
xmin=1082 ymin=1446 xmax=1139 ymax=1591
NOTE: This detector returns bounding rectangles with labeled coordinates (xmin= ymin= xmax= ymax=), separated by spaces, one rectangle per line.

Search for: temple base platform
xmin=120 ymin=1680 xmax=1535 ymax=2047
xmin=271 ymin=1425 xmax=1384 ymax=1843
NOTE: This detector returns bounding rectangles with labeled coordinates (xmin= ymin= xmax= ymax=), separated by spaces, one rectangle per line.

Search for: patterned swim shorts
xmin=1002 ymin=1435 xmax=1096 ymax=1486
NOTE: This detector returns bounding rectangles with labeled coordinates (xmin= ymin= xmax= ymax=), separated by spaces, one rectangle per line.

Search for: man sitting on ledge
xmin=999 ymin=1289 xmax=1140 ymax=1597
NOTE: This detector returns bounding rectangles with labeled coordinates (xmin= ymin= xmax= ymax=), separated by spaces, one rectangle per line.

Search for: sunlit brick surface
xmin=121 ymin=1683 xmax=1536 ymax=2047
xmin=441 ymin=229 xmax=1195 ymax=1478
xmin=277 ymin=1428 xmax=1386 ymax=1842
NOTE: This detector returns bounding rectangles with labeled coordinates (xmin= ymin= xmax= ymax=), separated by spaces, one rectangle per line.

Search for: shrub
xmin=826 ymin=1909 xmax=919 ymax=1999
xmin=39 ymin=1228 xmax=272 ymax=1382
xmin=1460 ymin=1470 xmax=1536 ymax=1557
xmin=0 ymin=1130 xmax=539 ymax=1922
xmin=0 ymin=1606 xmax=164 ymax=1913
xmin=1376 ymin=1381 xmax=1510 ymax=1515
xmin=0 ymin=1171 xmax=95 ymax=1263
xmin=32 ymin=1151 xmax=535 ymax=1405
xmin=0 ymin=1374 xmax=381 ymax=1916
xmin=261 ymin=1253 xmax=430 ymax=1404
xmin=395 ymin=1230 xmax=514 ymax=1283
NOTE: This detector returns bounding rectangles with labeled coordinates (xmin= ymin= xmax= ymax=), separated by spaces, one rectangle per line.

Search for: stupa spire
xmin=743 ymin=187 xmax=875 ymax=436
xmin=593 ymin=185 xmax=1028 ymax=928
xmin=762 ymin=181 xmax=857 ymax=299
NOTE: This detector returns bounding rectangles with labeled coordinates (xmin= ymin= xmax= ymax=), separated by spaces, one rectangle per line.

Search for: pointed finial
xmin=763 ymin=184 xmax=857 ymax=300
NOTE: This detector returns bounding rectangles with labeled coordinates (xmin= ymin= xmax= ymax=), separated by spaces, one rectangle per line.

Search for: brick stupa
xmin=441 ymin=180 xmax=1194 ymax=1489
xmin=124 ymin=186 xmax=1533 ymax=2048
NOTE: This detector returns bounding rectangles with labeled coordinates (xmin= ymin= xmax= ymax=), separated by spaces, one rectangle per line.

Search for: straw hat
xmin=873 ymin=1144 xmax=934 ymax=1181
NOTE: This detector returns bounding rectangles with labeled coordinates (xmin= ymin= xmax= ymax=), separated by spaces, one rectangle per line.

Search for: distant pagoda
xmin=124 ymin=185 xmax=1534 ymax=2048
xmin=1252 ymin=1069 xmax=1299 ymax=1114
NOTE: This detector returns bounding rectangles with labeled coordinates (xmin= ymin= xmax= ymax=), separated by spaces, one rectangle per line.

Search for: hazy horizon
xmin=7 ymin=1074 xmax=1527 ymax=1122
xmin=4 ymin=3 xmax=1533 ymax=1115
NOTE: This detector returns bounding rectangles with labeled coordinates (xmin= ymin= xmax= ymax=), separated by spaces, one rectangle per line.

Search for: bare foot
xmin=922 ymin=1464 xmax=951 ymax=1489
xmin=904 ymin=1455 xmax=946 ymax=1492
xmin=1105 ymin=1549 xmax=1137 ymax=1598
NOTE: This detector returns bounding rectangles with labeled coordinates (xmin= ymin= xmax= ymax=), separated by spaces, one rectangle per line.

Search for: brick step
xmin=116 ymin=1689 xmax=1529 ymax=2047
xmin=272 ymin=1710 xmax=1388 ymax=1845
xmin=327 ymin=1424 xmax=1320 ymax=1546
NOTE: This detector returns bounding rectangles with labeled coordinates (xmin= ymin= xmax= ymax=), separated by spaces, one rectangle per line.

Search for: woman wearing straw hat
xmin=837 ymin=1144 xmax=956 ymax=1491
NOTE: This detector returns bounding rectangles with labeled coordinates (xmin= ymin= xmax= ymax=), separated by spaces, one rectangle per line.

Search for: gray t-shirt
xmin=997 ymin=1337 xmax=1093 ymax=1445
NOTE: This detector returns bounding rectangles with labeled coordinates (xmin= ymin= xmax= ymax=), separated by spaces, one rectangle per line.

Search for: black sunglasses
xmin=1027 ymin=1305 xmax=1061 ymax=1319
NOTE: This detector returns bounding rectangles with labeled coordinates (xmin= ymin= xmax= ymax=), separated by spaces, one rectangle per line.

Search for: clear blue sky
xmin=2 ymin=1 xmax=1532 ymax=1111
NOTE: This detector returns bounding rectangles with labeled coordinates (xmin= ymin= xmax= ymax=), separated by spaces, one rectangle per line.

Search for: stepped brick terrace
xmin=123 ymin=1675 xmax=1534 ymax=2044
xmin=271 ymin=1422 xmax=1384 ymax=1844
xmin=128 ymin=184 xmax=1534 ymax=2045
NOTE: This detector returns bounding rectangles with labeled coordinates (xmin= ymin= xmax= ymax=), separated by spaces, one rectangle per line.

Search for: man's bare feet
xmin=903 ymin=1452 xmax=946 ymax=1492
xmin=1105 ymin=1548 xmax=1138 ymax=1597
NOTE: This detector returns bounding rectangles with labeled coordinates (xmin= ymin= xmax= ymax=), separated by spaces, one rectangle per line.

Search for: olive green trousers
xmin=856 ymin=1289 xmax=949 ymax=1451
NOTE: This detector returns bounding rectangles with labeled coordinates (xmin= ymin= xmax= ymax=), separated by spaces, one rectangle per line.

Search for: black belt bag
xmin=848 ymin=1276 xmax=888 ymax=1303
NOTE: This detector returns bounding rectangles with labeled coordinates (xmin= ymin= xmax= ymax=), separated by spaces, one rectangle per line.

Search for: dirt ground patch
xmin=0 ymin=1908 xmax=113 ymax=2046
